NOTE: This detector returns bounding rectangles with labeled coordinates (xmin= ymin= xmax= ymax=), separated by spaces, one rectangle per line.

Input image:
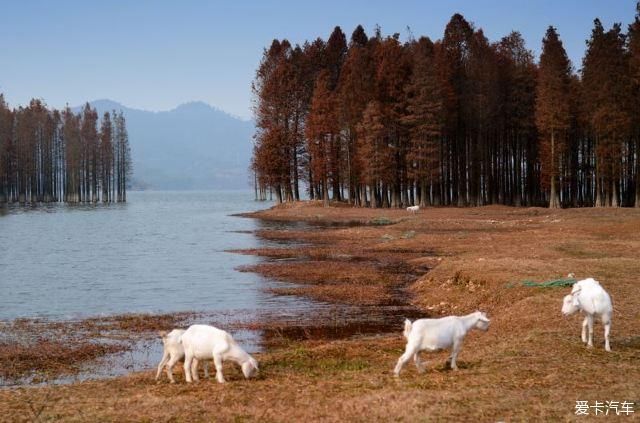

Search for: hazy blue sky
xmin=0 ymin=1 xmax=636 ymax=119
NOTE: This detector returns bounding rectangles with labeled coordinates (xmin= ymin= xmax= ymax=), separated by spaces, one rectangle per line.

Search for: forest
xmin=0 ymin=97 xmax=131 ymax=203
xmin=251 ymin=6 xmax=640 ymax=208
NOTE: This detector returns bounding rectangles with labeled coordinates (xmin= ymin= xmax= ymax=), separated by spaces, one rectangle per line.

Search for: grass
xmin=0 ymin=340 xmax=125 ymax=382
xmin=1 ymin=204 xmax=639 ymax=421
xmin=0 ymin=312 xmax=195 ymax=382
xmin=368 ymin=216 xmax=394 ymax=226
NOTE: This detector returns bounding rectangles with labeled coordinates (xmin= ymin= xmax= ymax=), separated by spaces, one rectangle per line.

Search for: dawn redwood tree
xmin=403 ymin=37 xmax=446 ymax=207
xmin=466 ymin=29 xmax=500 ymax=206
xmin=306 ymin=70 xmax=338 ymax=206
xmin=63 ymin=107 xmax=81 ymax=203
xmin=100 ymin=112 xmax=113 ymax=202
xmin=357 ymin=100 xmax=392 ymax=207
xmin=374 ymin=33 xmax=411 ymax=207
xmin=337 ymin=25 xmax=375 ymax=205
xmin=0 ymin=95 xmax=13 ymax=202
xmin=80 ymin=104 xmax=99 ymax=202
xmin=497 ymin=32 xmax=538 ymax=206
xmin=582 ymin=19 xmax=633 ymax=207
xmin=299 ymin=38 xmax=328 ymax=200
xmin=536 ymin=26 xmax=572 ymax=208
xmin=324 ymin=27 xmax=348 ymax=200
xmin=252 ymin=39 xmax=291 ymax=202
xmin=114 ymin=111 xmax=131 ymax=202
xmin=442 ymin=14 xmax=474 ymax=206
xmin=628 ymin=2 xmax=640 ymax=206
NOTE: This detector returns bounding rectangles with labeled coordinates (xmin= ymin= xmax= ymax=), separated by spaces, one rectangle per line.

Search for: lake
xmin=0 ymin=190 xmax=310 ymax=321
xmin=0 ymin=190 xmax=419 ymax=385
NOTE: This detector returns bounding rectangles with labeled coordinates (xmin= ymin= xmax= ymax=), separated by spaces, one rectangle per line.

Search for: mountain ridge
xmin=73 ymin=99 xmax=255 ymax=190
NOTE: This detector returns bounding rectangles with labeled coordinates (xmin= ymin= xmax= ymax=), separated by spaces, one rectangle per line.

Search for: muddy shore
xmin=1 ymin=202 xmax=639 ymax=421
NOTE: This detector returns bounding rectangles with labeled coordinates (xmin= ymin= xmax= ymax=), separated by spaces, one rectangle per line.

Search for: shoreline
xmin=1 ymin=204 xmax=428 ymax=386
xmin=1 ymin=202 xmax=639 ymax=420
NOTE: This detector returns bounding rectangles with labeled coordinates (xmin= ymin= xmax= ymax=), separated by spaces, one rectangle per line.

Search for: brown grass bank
xmin=1 ymin=202 xmax=639 ymax=421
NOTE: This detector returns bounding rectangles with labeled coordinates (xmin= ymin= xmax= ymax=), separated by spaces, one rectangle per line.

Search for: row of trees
xmin=252 ymin=6 xmax=640 ymax=208
xmin=0 ymin=96 xmax=131 ymax=203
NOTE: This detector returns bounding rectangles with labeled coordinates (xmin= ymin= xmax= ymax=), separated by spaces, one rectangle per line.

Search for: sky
xmin=0 ymin=1 xmax=636 ymax=120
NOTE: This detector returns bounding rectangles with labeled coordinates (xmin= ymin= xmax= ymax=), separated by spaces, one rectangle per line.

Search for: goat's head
xmin=241 ymin=356 xmax=259 ymax=379
xmin=562 ymin=292 xmax=580 ymax=316
xmin=474 ymin=311 xmax=491 ymax=331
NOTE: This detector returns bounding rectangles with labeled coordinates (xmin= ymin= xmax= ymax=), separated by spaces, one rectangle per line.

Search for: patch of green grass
xmin=273 ymin=346 xmax=370 ymax=375
xmin=369 ymin=217 xmax=393 ymax=226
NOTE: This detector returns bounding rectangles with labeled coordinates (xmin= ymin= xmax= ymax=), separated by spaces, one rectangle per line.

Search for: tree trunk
xmin=636 ymin=138 xmax=640 ymax=207
xmin=549 ymin=130 xmax=560 ymax=208
xmin=322 ymin=178 xmax=329 ymax=207
xmin=420 ymin=177 xmax=428 ymax=207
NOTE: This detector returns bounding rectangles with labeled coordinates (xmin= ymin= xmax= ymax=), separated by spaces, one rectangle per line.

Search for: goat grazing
xmin=180 ymin=324 xmax=259 ymax=384
xmin=561 ymin=278 xmax=612 ymax=351
xmin=394 ymin=311 xmax=490 ymax=377
xmin=406 ymin=205 xmax=420 ymax=214
xmin=155 ymin=329 xmax=209 ymax=383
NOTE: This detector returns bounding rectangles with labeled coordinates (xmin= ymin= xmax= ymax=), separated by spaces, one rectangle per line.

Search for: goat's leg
xmin=581 ymin=316 xmax=589 ymax=343
xmin=156 ymin=351 xmax=169 ymax=382
xmin=603 ymin=314 xmax=612 ymax=352
xmin=213 ymin=353 xmax=226 ymax=383
xmin=191 ymin=358 xmax=200 ymax=382
xmin=203 ymin=361 xmax=210 ymax=379
xmin=165 ymin=354 xmax=180 ymax=384
xmin=413 ymin=351 xmax=426 ymax=373
xmin=184 ymin=352 xmax=194 ymax=383
xmin=449 ymin=339 xmax=462 ymax=371
xmin=587 ymin=314 xmax=594 ymax=348
xmin=394 ymin=344 xmax=417 ymax=377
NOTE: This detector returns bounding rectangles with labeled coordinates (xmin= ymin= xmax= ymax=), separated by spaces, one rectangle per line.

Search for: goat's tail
xmin=158 ymin=330 xmax=168 ymax=338
xmin=403 ymin=319 xmax=412 ymax=340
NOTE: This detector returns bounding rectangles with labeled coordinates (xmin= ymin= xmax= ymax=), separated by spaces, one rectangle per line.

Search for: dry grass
xmin=0 ymin=312 xmax=195 ymax=382
xmin=1 ymin=203 xmax=639 ymax=421
xmin=1 ymin=333 xmax=637 ymax=421
xmin=0 ymin=341 xmax=125 ymax=382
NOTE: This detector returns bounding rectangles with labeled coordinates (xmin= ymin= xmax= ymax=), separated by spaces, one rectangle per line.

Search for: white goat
xmin=406 ymin=205 xmax=420 ymax=214
xmin=394 ymin=311 xmax=490 ymax=376
xmin=561 ymin=278 xmax=612 ymax=351
xmin=155 ymin=329 xmax=209 ymax=383
xmin=180 ymin=324 xmax=259 ymax=384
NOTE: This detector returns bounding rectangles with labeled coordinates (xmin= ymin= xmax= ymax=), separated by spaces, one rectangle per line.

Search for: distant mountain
xmin=75 ymin=100 xmax=254 ymax=190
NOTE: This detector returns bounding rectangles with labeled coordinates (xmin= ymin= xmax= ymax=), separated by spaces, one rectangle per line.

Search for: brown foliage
xmin=252 ymin=10 xmax=640 ymax=209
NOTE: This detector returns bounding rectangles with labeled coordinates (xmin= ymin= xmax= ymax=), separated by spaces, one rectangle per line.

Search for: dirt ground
xmin=1 ymin=202 xmax=639 ymax=421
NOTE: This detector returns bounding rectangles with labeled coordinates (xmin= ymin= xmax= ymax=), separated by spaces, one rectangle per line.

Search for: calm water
xmin=0 ymin=191 xmax=310 ymax=321
xmin=0 ymin=191 xmax=419 ymax=385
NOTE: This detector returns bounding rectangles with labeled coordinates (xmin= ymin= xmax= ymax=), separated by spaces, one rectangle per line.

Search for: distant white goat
xmin=180 ymin=324 xmax=259 ymax=384
xmin=406 ymin=205 xmax=420 ymax=214
xmin=561 ymin=278 xmax=612 ymax=351
xmin=155 ymin=329 xmax=209 ymax=383
xmin=394 ymin=311 xmax=490 ymax=376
